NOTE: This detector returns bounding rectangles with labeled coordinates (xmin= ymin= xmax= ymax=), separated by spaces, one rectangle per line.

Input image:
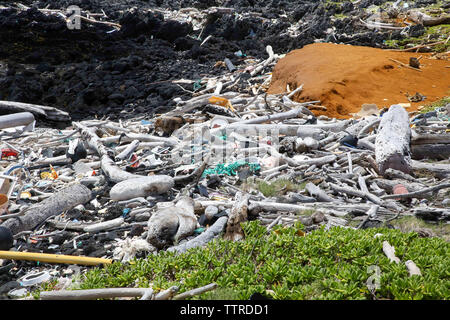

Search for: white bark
xmin=375 ymin=105 xmax=411 ymax=175
xmin=109 ymin=175 xmax=175 ymax=201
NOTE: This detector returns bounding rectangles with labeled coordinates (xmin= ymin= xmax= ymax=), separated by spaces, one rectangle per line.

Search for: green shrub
xmin=54 ymin=222 xmax=449 ymax=300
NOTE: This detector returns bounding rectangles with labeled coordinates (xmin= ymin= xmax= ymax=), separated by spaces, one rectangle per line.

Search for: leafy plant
xmin=35 ymin=222 xmax=450 ymax=300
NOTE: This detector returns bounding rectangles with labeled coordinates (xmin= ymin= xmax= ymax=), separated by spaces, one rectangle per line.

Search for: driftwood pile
xmin=0 ymin=45 xmax=449 ymax=300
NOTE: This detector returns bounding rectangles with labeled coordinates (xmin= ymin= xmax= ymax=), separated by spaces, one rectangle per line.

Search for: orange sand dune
xmin=267 ymin=43 xmax=450 ymax=118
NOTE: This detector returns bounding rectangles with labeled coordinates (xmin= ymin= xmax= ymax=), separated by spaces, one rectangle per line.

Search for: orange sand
xmin=267 ymin=43 xmax=450 ymax=118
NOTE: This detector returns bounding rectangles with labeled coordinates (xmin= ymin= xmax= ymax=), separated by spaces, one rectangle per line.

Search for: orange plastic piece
xmin=208 ymin=96 xmax=236 ymax=113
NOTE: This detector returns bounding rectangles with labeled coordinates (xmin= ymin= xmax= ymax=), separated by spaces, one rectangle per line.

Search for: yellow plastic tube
xmin=0 ymin=250 xmax=112 ymax=266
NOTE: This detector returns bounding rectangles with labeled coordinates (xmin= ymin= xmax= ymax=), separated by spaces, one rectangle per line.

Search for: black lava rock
xmin=0 ymin=226 xmax=13 ymax=251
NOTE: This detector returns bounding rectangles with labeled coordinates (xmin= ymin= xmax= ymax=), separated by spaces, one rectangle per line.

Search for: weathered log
xmin=109 ymin=175 xmax=175 ymax=201
xmin=115 ymin=139 xmax=139 ymax=161
xmin=357 ymin=175 xmax=369 ymax=193
xmin=153 ymin=286 xmax=179 ymax=300
xmin=167 ymin=216 xmax=228 ymax=254
xmin=290 ymin=154 xmax=337 ymax=168
xmin=296 ymin=127 xmax=325 ymax=140
xmin=232 ymin=106 xmax=311 ymax=125
xmin=99 ymin=133 xmax=179 ymax=146
xmin=412 ymin=144 xmax=450 ymax=160
xmin=249 ymin=200 xmax=395 ymax=216
xmin=375 ymin=105 xmax=411 ymax=175
xmin=413 ymin=207 xmax=450 ymax=221
xmin=407 ymin=10 xmax=450 ymax=27
xmin=381 ymin=182 xmax=450 ymax=200
xmin=40 ymin=288 xmax=152 ymax=300
xmin=383 ymin=168 xmax=416 ymax=182
xmin=0 ymin=100 xmax=70 ymax=122
xmin=101 ymin=155 xmax=140 ymax=183
xmin=411 ymin=132 xmax=450 ymax=145
xmin=357 ymin=204 xmax=379 ymax=229
xmin=74 ymin=123 xmax=112 ymax=158
xmin=374 ymin=178 xmax=427 ymax=194
xmin=358 ymin=118 xmax=381 ymax=138
xmin=305 ymin=182 xmax=334 ymax=202
xmin=212 ymin=123 xmax=303 ymax=137
xmin=0 ymin=112 xmax=35 ymax=130
xmin=308 ymin=120 xmax=352 ymax=133
xmin=211 ymin=121 xmax=349 ymax=138
xmin=329 ymin=182 xmax=384 ymax=206
xmin=1 ymin=184 xmax=92 ymax=235
xmin=224 ymin=192 xmax=249 ymax=241
xmin=411 ymin=160 xmax=450 ymax=179
xmin=147 ymin=197 xmax=197 ymax=249
xmin=173 ymin=283 xmax=218 ymax=300
xmin=83 ymin=217 xmax=124 ymax=233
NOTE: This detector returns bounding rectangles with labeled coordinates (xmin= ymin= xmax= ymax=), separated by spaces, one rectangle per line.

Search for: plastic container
xmin=19 ymin=271 xmax=51 ymax=287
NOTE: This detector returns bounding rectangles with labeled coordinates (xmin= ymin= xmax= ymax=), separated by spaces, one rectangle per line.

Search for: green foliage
xmin=69 ymin=222 xmax=449 ymax=300
xmin=383 ymin=24 xmax=450 ymax=53
xmin=419 ymin=96 xmax=450 ymax=114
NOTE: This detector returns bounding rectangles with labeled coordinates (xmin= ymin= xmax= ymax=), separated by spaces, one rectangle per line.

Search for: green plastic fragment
xmin=194 ymin=227 xmax=205 ymax=234
xmin=193 ymin=79 xmax=203 ymax=91
xmin=202 ymin=160 xmax=261 ymax=177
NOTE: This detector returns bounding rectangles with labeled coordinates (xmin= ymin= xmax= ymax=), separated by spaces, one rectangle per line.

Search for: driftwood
xmin=375 ymin=105 xmax=411 ymax=175
xmin=405 ymin=260 xmax=422 ymax=276
xmin=411 ymin=132 xmax=450 ymax=145
xmin=100 ymin=155 xmax=140 ymax=183
xmin=408 ymin=10 xmax=450 ymax=27
xmin=172 ymin=283 xmax=218 ymax=300
xmin=0 ymin=112 xmax=35 ymax=130
xmin=411 ymin=160 xmax=450 ymax=179
xmin=329 ymin=183 xmax=384 ymax=206
xmin=231 ymin=105 xmax=311 ymax=125
xmin=153 ymin=286 xmax=180 ymax=300
xmin=247 ymin=201 xmax=395 ymax=217
xmin=167 ymin=216 xmax=228 ymax=254
xmin=115 ymin=139 xmax=139 ymax=161
xmin=250 ymin=45 xmax=275 ymax=76
xmin=374 ymin=178 xmax=427 ymax=195
xmin=39 ymin=288 xmax=153 ymax=300
xmin=305 ymin=182 xmax=335 ymax=202
xmin=224 ymin=192 xmax=249 ymax=241
xmin=75 ymin=123 xmax=112 ymax=158
xmin=76 ymin=123 xmax=149 ymax=183
xmin=383 ymin=168 xmax=416 ymax=182
xmin=413 ymin=207 xmax=450 ymax=221
xmin=289 ymin=154 xmax=337 ymax=168
xmin=382 ymin=241 xmax=400 ymax=264
xmin=109 ymin=175 xmax=175 ymax=201
xmin=1 ymin=184 xmax=92 ymax=235
xmin=99 ymin=133 xmax=178 ymax=146
xmin=412 ymin=144 xmax=450 ymax=160
xmin=296 ymin=127 xmax=324 ymax=140
xmin=381 ymin=182 xmax=450 ymax=200
xmin=83 ymin=217 xmax=124 ymax=233
xmin=147 ymin=197 xmax=197 ymax=249
xmin=0 ymin=100 xmax=70 ymax=122
xmin=357 ymin=204 xmax=379 ymax=229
